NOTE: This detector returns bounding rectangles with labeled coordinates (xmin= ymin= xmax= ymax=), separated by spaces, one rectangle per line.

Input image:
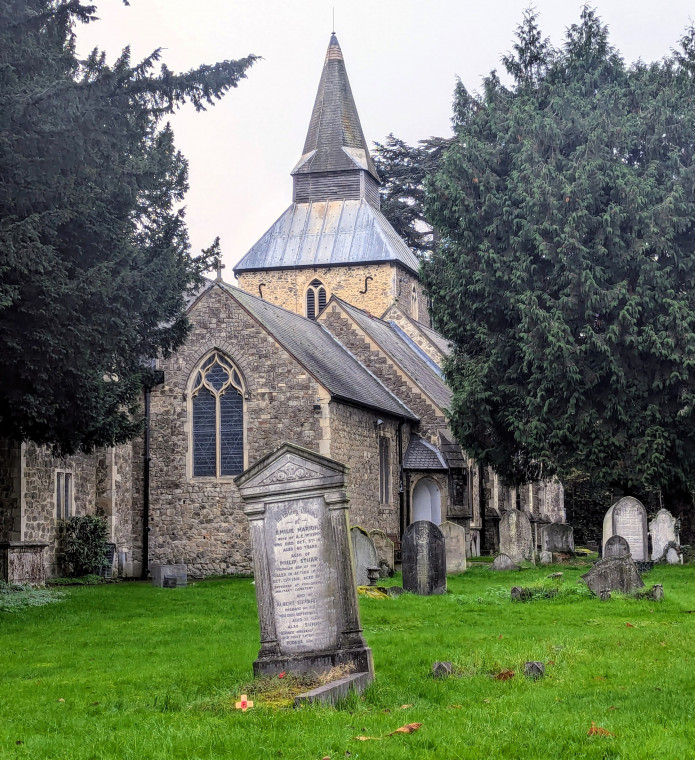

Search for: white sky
xmin=76 ymin=1 xmax=695 ymax=275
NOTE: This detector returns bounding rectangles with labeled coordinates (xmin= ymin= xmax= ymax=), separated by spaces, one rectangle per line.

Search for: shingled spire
xmin=291 ymin=34 xmax=380 ymax=205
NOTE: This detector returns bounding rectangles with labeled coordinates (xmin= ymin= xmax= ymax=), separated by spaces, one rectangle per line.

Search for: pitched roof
xmin=332 ymin=298 xmax=453 ymax=412
xmin=233 ymin=199 xmax=420 ymax=275
xmin=217 ymin=283 xmax=417 ymax=421
xmin=403 ymin=436 xmax=448 ymax=470
xmin=292 ymin=34 xmax=378 ymax=181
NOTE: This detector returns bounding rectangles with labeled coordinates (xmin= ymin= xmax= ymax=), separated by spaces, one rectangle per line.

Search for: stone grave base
xmin=294 ymin=671 xmax=373 ymax=706
xmin=0 ymin=542 xmax=48 ymax=585
xmin=150 ymin=564 xmax=187 ymax=588
xmin=254 ymin=644 xmax=374 ymax=680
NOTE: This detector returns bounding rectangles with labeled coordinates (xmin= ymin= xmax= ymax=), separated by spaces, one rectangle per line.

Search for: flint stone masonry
xmin=603 ymin=496 xmax=648 ymax=561
xmin=439 ymin=521 xmax=467 ymax=574
xmin=402 ymin=520 xmax=446 ymax=595
xmin=581 ymin=556 xmax=645 ymax=596
xmin=604 ymin=535 xmax=630 ymax=558
xmin=490 ymin=553 xmax=520 ymax=571
xmin=351 ymin=527 xmax=378 ymax=586
xmin=369 ymin=529 xmax=395 ymax=576
xmin=649 ymin=509 xmax=680 ymax=561
xmin=499 ymin=509 xmax=534 ymax=564
xmin=541 ymin=523 xmax=574 ymax=555
xmin=235 ymin=443 xmax=373 ymax=685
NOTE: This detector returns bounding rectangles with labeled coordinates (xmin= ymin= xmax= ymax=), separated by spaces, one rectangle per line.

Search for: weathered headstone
xmin=499 ymin=509 xmax=534 ymax=564
xmin=432 ymin=661 xmax=453 ymax=678
xmin=151 ymin=564 xmax=187 ymax=588
xmin=439 ymin=521 xmax=467 ymax=574
xmin=350 ymin=527 xmax=378 ymax=586
xmin=540 ymin=551 xmax=552 ymax=565
xmin=604 ymin=535 xmax=630 ymax=559
xmin=402 ymin=521 xmax=446 ymax=595
xmin=541 ymin=523 xmax=575 ymax=555
xmin=666 ymin=545 xmax=682 ymax=565
xmin=524 ymin=662 xmax=545 ymax=679
xmin=368 ymin=529 xmax=395 ymax=577
xmin=649 ymin=509 xmax=680 ymax=561
xmin=603 ymin=496 xmax=648 ymax=561
xmin=235 ymin=443 xmax=374 ymax=692
xmin=581 ymin=556 xmax=645 ymax=596
xmin=490 ymin=553 xmax=520 ymax=572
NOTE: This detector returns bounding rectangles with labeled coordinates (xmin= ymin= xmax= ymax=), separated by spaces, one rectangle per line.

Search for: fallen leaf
xmin=400 ymin=704 xmax=413 ymax=709
xmin=607 ymin=706 xmax=618 ymax=711
xmin=587 ymin=722 xmax=615 ymax=737
xmin=322 ymin=756 xmax=330 ymax=759
xmin=353 ymin=736 xmax=381 ymax=741
xmin=449 ymin=704 xmax=463 ymax=709
xmin=58 ymin=698 xmax=65 ymax=703
xmin=547 ymin=660 xmax=555 ymax=666
xmin=498 ymin=634 xmax=503 ymax=639
xmin=386 ymin=723 xmax=423 ymax=736
xmin=495 ymin=670 xmax=514 ymax=681
xmin=625 ymin=622 xmax=634 ymax=628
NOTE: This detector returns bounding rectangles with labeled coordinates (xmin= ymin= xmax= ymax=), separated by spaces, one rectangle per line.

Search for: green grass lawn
xmin=1 ymin=563 xmax=694 ymax=760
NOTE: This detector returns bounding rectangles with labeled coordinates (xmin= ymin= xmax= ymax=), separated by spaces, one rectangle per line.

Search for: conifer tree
xmin=0 ymin=1 xmax=257 ymax=453
xmin=424 ymin=8 xmax=695 ymax=520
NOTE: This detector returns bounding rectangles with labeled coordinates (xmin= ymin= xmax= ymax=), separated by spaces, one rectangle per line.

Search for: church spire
xmin=291 ymin=34 xmax=379 ymax=184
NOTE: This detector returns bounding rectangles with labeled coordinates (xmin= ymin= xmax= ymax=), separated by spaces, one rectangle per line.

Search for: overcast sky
xmin=76 ymin=1 xmax=695 ymax=275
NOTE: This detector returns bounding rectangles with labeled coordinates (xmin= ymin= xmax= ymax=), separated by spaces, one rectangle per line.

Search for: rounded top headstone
xmin=604 ymin=534 xmax=630 ymax=558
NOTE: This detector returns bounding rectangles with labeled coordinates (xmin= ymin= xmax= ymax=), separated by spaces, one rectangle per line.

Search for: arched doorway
xmin=412 ymin=478 xmax=442 ymax=524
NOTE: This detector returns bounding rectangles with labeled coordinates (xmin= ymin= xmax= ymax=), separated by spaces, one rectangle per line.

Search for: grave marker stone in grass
xmin=499 ymin=509 xmax=534 ymax=564
xmin=402 ymin=521 xmax=446 ymax=595
xmin=604 ymin=535 xmax=630 ymax=559
xmin=368 ymin=529 xmax=395 ymax=577
xmin=350 ymin=527 xmax=378 ymax=587
xmin=439 ymin=521 xmax=467 ymax=574
xmin=581 ymin=556 xmax=644 ymax=596
xmin=603 ymin=497 xmax=648 ymax=561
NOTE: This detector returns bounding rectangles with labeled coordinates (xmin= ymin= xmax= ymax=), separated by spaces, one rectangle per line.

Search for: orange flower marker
xmin=235 ymin=695 xmax=254 ymax=712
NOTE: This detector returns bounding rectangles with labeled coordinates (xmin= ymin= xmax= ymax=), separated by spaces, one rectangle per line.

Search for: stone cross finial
xmin=215 ymin=259 xmax=225 ymax=282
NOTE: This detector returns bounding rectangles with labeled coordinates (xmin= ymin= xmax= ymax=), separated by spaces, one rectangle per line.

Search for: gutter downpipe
xmin=398 ymin=418 xmax=405 ymax=539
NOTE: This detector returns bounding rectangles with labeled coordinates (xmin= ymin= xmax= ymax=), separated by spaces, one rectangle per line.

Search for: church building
xmin=0 ymin=35 xmax=564 ymax=582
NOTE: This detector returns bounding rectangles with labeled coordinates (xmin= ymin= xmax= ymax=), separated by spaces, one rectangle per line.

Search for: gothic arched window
xmin=411 ymin=284 xmax=419 ymax=321
xmin=306 ymin=279 xmax=327 ymax=320
xmin=190 ymin=352 xmax=245 ymax=477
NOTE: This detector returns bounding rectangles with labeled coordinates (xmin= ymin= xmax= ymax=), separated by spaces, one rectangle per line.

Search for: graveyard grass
xmin=2 ymin=564 xmax=695 ymax=759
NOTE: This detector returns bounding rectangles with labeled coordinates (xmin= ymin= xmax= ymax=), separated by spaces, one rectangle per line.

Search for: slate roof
xmin=417 ymin=321 xmax=453 ymax=357
xmin=439 ymin=430 xmax=467 ymax=469
xmin=233 ymin=199 xmax=420 ymax=275
xmin=217 ymin=283 xmax=417 ymax=421
xmin=292 ymin=34 xmax=379 ymax=181
xmin=333 ymin=298 xmax=453 ymax=412
xmin=403 ymin=436 xmax=448 ymax=471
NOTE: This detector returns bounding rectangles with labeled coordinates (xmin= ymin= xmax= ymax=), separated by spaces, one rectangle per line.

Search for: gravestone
xmin=368 ymin=529 xmax=395 ymax=577
xmin=151 ymin=564 xmax=187 ymax=588
xmin=581 ymin=556 xmax=644 ymax=596
xmin=666 ymin=545 xmax=682 ymax=565
xmin=350 ymin=527 xmax=378 ymax=586
xmin=499 ymin=509 xmax=534 ymax=564
xmin=541 ymin=523 xmax=574 ymax=555
xmin=235 ymin=443 xmax=374 ymax=690
xmin=649 ymin=509 xmax=680 ymax=561
xmin=603 ymin=496 xmax=648 ymax=561
xmin=604 ymin=535 xmax=630 ymax=559
xmin=540 ymin=551 xmax=552 ymax=565
xmin=402 ymin=521 xmax=446 ymax=595
xmin=439 ymin=521 xmax=467 ymax=574
xmin=490 ymin=553 xmax=520 ymax=572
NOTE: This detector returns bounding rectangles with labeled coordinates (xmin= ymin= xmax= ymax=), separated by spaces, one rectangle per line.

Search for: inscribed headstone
xmin=351 ymin=527 xmax=378 ymax=586
xmin=439 ymin=521 xmax=467 ymax=574
xmin=235 ymin=443 xmax=373 ymax=683
xmin=402 ymin=520 xmax=446 ymax=595
xmin=368 ymin=529 xmax=395 ymax=577
xmin=490 ymin=553 xmax=520 ymax=572
xmin=604 ymin=535 xmax=630 ymax=559
xmin=581 ymin=556 xmax=644 ymax=596
xmin=649 ymin=509 xmax=679 ymax=561
xmin=499 ymin=509 xmax=534 ymax=564
xmin=603 ymin=497 xmax=648 ymax=561
xmin=541 ymin=523 xmax=574 ymax=555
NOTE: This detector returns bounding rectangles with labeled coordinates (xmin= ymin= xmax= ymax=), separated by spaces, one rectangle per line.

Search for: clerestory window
xmin=191 ymin=352 xmax=245 ymax=478
xmin=306 ymin=279 xmax=327 ymax=320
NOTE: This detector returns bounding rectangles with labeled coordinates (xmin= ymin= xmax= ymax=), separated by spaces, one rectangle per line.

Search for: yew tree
xmin=424 ymin=8 xmax=695 ymax=513
xmin=0 ymin=1 xmax=256 ymax=453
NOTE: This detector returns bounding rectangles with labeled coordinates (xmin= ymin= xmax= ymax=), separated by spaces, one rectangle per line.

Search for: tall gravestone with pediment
xmin=649 ymin=509 xmax=680 ymax=562
xmin=402 ymin=521 xmax=446 ymax=595
xmin=603 ymin=497 xmax=648 ymax=562
xmin=350 ymin=527 xmax=378 ymax=586
xmin=235 ymin=443 xmax=373 ymax=689
xmin=499 ymin=509 xmax=534 ymax=564
xmin=439 ymin=521 xmax=467 ymax=574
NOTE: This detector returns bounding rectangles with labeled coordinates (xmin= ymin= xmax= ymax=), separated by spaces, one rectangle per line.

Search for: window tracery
xmin=306 ymin=279 xmax=327 ymax=320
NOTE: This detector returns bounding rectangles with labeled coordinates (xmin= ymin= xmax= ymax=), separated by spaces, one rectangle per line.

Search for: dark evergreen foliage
xmin=424 ymin=8 xmax=695 ymax=506
xmin=0 ymin=1 xmax=257 ymax=453
xmin=372 ymin=134 xmax=450 ymax=256
xmin=59 ymin=514 xmax=109 ymax=576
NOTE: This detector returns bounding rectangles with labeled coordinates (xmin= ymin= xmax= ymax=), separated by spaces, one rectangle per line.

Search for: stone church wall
xmin=148 ymin=285 xmax=328 ymax=577
xmin=237 ymin=263 xmax=397 ymax=319
xmin=393 ymin=268 xmax=431 ymax=328
xmin=319 ymin=305 xmax=447 ymax=439
xmin=328 ymin=403 xmax=408 ymax=536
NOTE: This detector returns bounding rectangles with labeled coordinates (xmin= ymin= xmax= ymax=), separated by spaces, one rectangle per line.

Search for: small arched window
xmin=411 ymin=284 xmax=419 ymax=321
xmin=191 ymin=352 xmax=245 ymax=477
xmin=306 ymin=279 xmax=327 ymax=320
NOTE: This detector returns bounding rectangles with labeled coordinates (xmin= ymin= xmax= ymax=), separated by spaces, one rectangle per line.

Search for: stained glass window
xmin=191 ymin=352 xmax=244 ymax=477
